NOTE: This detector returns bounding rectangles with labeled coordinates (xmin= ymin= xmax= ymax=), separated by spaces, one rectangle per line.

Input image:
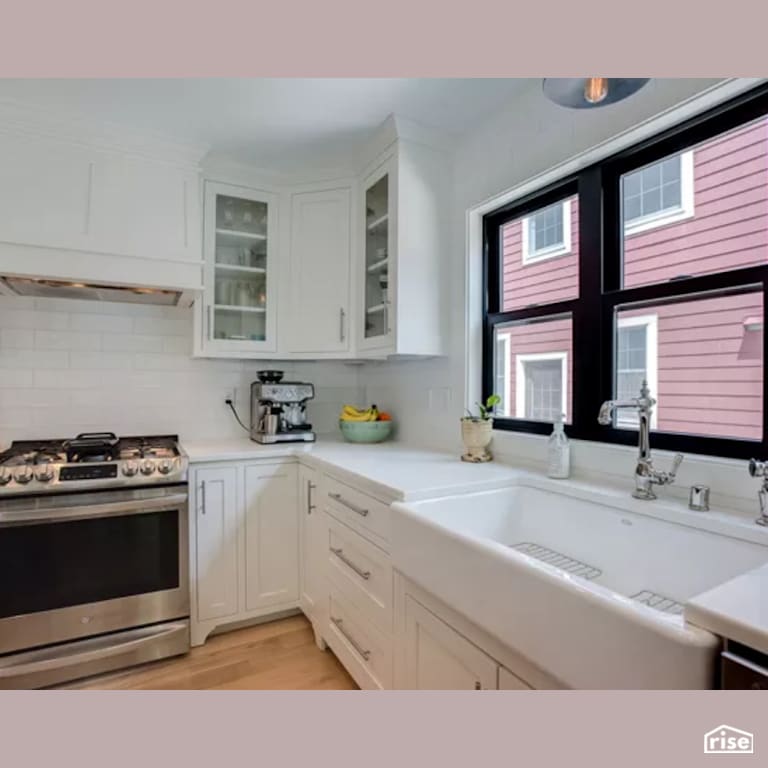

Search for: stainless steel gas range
xmin=0 ymin=432 xmax=190 ymax=689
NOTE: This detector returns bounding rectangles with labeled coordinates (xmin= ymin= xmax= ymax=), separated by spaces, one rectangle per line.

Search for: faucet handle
xmin=670 ymin=453 xmax=684 ymax=478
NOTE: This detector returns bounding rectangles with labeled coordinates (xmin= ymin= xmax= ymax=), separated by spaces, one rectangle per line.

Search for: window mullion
xmin=572 ymin=166 xmax=604 ymax=440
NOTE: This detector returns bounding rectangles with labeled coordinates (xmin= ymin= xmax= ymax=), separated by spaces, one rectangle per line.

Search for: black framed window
xmin=483 ymin=84 xmax=768 ymax=459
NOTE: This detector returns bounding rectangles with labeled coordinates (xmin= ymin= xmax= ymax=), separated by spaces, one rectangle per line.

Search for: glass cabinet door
xmin=203 ymin=183 xmax=275 ymax=350
xmin=363 ymin=171 xmax=391 ymax=342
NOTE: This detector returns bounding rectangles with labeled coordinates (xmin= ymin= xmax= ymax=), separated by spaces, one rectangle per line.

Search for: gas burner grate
xmin=509 ymin=542 xmax=602 ymax=581
xmin=630 ymin=590 xmax=685 ymax=615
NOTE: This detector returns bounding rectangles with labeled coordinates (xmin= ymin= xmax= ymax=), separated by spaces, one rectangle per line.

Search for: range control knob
xmin=0 ymin=468 xmax=11 ymax=485
xmin=34 ymin=465 xmax=54 ymax=482
xmin=140 ymin=459 xmax=156 ymax=476
xmin=122 ymin=460 xmax=139 ymax=477
xmin=157 ymin=458 xmax=175 ymax=475
xmin=13 ymin=466 xmax=33 ymax=484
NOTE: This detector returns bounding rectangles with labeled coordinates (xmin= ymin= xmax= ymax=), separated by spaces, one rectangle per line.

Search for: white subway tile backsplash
xmin=35 ymin=330 xmax=102 ymax=351
xmin=0 ymin=349 xmax=69 ymax=370
xmin=0 ymin=296 xmax=363 ymax=444
xmin=0 ymin=309 xmax=68 ymax=330
xmin=68 ymin=351 xmax=134 ymax=370
xmin=0 ymin=329 xmax=35 ymax=348
xmin=0 ymin=370 xmax=34 ymax=387
xmin=132 ymin=316 xmax=188 ymax=336
xmin=70 ymin=314 xmax=133 ymax=334
xmin=108 ymin=334 xmax=164 ymax=353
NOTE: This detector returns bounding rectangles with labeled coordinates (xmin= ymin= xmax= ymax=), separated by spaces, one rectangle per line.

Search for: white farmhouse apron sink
xmin=391 ymin=478 xmax=768 ymax=689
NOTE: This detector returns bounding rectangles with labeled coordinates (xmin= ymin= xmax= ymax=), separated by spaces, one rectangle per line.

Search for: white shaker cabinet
xmin=193 ymin=465 xmax=239 ymax=624
xmin=298 ymin=464 xmax=322 ymax=621
xmin=357 ymin=138 xmax=450 ymax=357
xmin=285 ymin=187 xmax=352 ymax=354
xmin=403 ymin=594 xmax=499 ymax=690
xmin=243 ymin=463 xmax=299 ymax=612
xmin=190 ymin=459 xmax=301 ymax=646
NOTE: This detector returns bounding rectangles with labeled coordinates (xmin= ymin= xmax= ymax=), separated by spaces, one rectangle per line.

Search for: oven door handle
xmin=0 ymin=621 xmax=189 ymax=681
xmin=0 ymin=493 xmax=188 ymax=525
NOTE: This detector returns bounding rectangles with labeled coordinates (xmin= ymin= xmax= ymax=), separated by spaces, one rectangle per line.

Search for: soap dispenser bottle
xmin=547 ymin=413 xmax=570 ymax=479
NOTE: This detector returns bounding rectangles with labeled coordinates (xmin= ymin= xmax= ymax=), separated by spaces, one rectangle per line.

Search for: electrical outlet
xmin=225 ymin=387 xmax=237 ymax=405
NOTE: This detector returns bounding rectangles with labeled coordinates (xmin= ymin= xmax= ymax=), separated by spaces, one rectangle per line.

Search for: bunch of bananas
xmin=340 ymin=404 xmax=380 ymax=422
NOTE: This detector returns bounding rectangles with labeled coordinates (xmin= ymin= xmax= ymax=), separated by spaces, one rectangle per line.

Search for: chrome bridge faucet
xmin=748 ymin=459 xmax=768 ymax=526
xmin=598 ymin=381 xmax=683 ymax=501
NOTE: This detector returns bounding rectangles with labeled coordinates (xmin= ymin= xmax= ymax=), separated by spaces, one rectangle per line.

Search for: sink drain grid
xmin=509 ymin=542 xmax=602 ymax=581
xmin=630 ymin=590 xmax=684 ymax=615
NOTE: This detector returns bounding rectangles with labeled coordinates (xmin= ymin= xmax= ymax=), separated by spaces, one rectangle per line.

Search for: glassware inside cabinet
xmin=211 ymin=193 xmax=269 ymax=342
xmin=364 ymin=174 xmax=389 ymax=339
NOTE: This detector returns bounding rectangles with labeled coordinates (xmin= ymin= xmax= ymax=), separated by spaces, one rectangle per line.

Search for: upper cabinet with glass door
xmin=357 ymin=136 xmax=451 ymax=357
xmin=197 ymin=182 xmax=278 ymax=356
xmin=363 ymin=165 xmax=392 ymax=346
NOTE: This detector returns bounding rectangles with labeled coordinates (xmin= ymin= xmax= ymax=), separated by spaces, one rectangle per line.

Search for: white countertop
xmin=686 ymin=564 xmax=768 ymax=655
xmin=182 ymin=437 xmax=519 ymax=502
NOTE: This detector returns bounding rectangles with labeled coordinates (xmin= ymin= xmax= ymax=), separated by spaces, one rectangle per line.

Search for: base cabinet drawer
xmin=326 ymin=591 xmax=392 ymax=690
xmin=323 ymin=476 xmax=391 ymax=549
xmin=326 ymin=514 xmax=393 ymax=635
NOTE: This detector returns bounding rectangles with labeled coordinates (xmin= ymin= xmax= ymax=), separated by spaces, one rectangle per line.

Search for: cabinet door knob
xmin=339 ymin=308 xmax=346 ymax=342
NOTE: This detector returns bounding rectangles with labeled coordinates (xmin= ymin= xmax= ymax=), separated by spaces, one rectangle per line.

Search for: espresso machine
xmin=250 ymin=380 xmax=316 ymax=444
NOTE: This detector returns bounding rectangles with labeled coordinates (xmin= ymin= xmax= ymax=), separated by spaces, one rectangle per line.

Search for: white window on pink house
xmin=493 ymin=315 xmax=572 ymax=424
xmin=522 ymin=200 xmax=572 ymax=263
xmin=615 ymin=314 xmax=659 ymax=429
xmin=623 ymin=152 xmax=695 ymax=235
xmin=621 ymin=116 xmax=768 ymax=289
xmin=516 ymin=353 xmax=568 ymax=422
xmin=501 ymin=193 xmax=579 ymax=312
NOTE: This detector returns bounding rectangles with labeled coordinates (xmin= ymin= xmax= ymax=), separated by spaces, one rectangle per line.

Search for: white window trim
xmin=521 ymin=199 xmax=572 ymax=264
xmin=616 ymin=314 xmax=658 ymax=429
xmin=515 ymin=351 xmax=568 ymax=422
xmin=623 ymin=150 xmax=695 ymax=236
xmin=496 ymin=334 xmax=512 ymax=418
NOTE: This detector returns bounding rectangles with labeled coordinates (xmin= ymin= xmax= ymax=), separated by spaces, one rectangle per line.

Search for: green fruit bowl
xmin=339 ymin=420 xmax=393 ymax=443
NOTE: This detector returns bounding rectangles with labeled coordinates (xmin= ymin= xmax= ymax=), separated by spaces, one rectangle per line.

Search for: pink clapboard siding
xmin=624 ymin=119 xmax=768 ymax=286
xmin=501 ymin=196 xmax=579 ymax=312
xmin=499 ymin=118 xmax=768 ymax=440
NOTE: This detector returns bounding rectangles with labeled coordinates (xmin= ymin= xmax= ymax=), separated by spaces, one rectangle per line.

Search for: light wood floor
xmin=65 ymin=615 xmax=358 ymax=690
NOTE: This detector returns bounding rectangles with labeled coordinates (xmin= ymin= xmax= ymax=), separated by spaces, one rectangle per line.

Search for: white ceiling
xmin=0 ymin=78 xmax=533 ymax=171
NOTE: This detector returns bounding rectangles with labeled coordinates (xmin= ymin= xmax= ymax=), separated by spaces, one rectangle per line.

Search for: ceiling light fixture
xmin=543 ymin=78 xmax=650 ymax=109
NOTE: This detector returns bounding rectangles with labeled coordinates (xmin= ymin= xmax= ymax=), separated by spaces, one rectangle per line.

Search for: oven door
xmin=0 ymin=485 xmax=189 ymax=656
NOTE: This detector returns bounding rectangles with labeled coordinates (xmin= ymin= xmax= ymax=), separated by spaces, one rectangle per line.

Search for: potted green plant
xmin=460 ymin=394 xmax=501 ymax=463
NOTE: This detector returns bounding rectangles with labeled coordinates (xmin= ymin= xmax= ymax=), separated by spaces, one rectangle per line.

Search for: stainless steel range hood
xmin=0 ymin=277 xmax=184 ymax=306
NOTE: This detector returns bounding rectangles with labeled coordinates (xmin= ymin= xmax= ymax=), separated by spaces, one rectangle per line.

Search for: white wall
xmin=362 ymin=79 xmax=729 ymax=451
xmin=0 ymin=295 xmax=362 ymax=445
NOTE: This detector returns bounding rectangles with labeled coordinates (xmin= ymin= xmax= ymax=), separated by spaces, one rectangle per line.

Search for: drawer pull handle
xmin=329 ymin=492 xmax=369 ymax=517
xmin=331 ymin=616 xmax=371 ymax=661
xmin=330 ymin=546 xmax=371 ymax=580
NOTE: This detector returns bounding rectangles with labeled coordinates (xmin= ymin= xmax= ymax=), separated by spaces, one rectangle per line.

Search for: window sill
xmin=624 ymin=205 xmax=694 ymax=236
xmin=521 ymin=246 xmax=573 ymax=265
xmin=488 ymin=427 xmax=757 ymax=515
